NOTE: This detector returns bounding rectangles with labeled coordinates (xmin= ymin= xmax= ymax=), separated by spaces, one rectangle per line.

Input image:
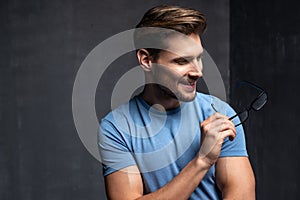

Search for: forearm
xmin=135 ymin=157 xmax=211 ymax=200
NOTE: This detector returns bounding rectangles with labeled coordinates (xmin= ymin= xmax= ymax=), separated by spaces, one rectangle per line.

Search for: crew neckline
xmin=136 ymin=95 xmax=185 ymax=115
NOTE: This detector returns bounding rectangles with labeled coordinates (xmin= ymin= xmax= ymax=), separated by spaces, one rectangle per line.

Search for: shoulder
xmin=101 ymin=96 xmax=140 ymax=122
xmin=100 ymin=96 xmax=144 ymax=136
xmin=99 ymin=98 xmax=138 ymax=152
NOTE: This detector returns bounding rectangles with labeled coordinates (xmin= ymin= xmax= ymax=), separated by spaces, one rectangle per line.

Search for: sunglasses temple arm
xmin=237 ymin=80 xmax=265 ymax=92
xmin=228 ymin=113 xmax=238 ymax=121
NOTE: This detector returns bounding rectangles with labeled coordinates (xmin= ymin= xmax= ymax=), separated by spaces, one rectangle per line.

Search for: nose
xmin=188 ymin=70 xmax=202 ymax=81
xmin=189 ymin=60 xmax=203 ymax=79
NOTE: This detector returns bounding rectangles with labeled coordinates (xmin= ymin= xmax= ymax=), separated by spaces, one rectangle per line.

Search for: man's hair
xmin=134 ymin=5 xmax=207 ymax=60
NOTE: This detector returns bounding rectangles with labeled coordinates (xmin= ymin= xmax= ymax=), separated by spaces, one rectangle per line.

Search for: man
xmin=98 ymin=5 xmax=255 ymax=199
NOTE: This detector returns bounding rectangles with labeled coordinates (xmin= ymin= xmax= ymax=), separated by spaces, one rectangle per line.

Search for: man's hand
xmin=198 ymin=113 xmax=236 ymax=166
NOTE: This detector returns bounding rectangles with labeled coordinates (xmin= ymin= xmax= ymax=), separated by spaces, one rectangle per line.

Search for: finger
xmin=220 ymin=119 xmax=236 ymax=133
xmin=211 ymin=112 xmax=228 ymax=120
xmin=206 ymin=117 xmax=235 ymax=130
xmin=213 ymin=119 xmax=236 ymax=141
xmin=201 ymin=118 xmax=233 ymax=136
xmin=201 ymin=113 xmax=229 ymax=127
xmin=201 ymin=115 xmax=237 ymax=142
xmin=201 ymin=118 xmax=224 ymax=135
xmin=221 ymin=128 xmax=236 ymax=141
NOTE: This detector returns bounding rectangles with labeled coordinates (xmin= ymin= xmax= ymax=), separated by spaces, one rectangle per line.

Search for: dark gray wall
xmin=0 ymin=1 xmax=229 ymax=200
xmin=230 ymin=0 xmax=300 ymax=199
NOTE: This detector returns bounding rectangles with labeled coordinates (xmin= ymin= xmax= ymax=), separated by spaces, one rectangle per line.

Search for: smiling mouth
xmin=180 ymin=81 xmax=196 ymax=90
xmin=181 ymin=80 xmax=196 ymax=86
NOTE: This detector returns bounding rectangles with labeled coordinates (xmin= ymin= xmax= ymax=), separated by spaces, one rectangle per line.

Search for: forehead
xmin=163 ymin=33 xmax=203 ymax=57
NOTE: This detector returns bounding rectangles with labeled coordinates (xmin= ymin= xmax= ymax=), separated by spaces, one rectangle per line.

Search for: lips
xmin=180 ymin=80 xmax=196 ymax=91
xmin=181 ymin=80 xmax=196 ymax=86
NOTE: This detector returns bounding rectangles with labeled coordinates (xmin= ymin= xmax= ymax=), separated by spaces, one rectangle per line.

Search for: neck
xmin=141 ymin=84 xmax=181 ymax=111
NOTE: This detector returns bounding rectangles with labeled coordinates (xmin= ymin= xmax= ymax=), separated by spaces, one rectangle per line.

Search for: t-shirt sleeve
xmin=219 ymin=103 xmax=248 ymax=157
xmin=98 ymin=118 xmax=136 ymax=176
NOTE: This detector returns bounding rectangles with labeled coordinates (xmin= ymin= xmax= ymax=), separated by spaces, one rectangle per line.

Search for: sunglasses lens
xmin=237 ymin=111 xmax=248 ymax=124
xmin=252 ymin=93 xmax=267 ymax=111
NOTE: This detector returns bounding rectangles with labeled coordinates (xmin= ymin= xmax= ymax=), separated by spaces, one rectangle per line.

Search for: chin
xmin=177 ymin=91 xmax=197 ymax=102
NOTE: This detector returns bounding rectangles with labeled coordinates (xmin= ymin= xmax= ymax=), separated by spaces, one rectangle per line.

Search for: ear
xmin=137 ymin=49 xmax=153 ymax=72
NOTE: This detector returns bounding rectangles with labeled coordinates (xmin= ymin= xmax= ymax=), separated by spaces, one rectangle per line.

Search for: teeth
xmin=182 ymin=81 xmax=194 ymax=86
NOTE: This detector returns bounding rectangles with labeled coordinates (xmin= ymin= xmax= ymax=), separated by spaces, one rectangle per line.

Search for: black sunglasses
xmin=211 ymin=81 xmax=268 ymax=127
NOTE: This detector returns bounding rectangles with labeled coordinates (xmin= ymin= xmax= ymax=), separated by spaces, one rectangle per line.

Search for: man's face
xmin=151 ymin=33 xmax=203 ymax=102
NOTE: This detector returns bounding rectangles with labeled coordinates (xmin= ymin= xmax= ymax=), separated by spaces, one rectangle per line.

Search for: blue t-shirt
xmin=98 ymin=92 xmax=248 ymax=199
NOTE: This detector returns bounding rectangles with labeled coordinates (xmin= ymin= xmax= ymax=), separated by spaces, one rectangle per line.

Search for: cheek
xmin=163 ymin=70 xmax=183 ymax=83
xmin=154 ymin=65 xmax=183 ymax=80
xmin=198 ymin=60 xmax=203 ymax=71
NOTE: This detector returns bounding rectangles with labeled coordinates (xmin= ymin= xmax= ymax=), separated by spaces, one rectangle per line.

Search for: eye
xmin=173 ymin=58 xmax=189 ymax=65
xmin=196 ymin=54 xmax=203 ymax=62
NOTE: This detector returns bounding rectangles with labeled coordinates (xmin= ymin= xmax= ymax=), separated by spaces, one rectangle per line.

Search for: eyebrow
xmin=173 ymin=53 xmax=203 ymax=61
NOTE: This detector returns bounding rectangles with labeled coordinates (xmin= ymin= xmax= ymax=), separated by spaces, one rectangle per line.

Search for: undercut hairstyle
xmin=134 ymin=5 xmax=207 ymax=60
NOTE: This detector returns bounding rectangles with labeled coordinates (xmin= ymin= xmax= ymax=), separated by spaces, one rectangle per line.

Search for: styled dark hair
xmin=134 ymin=5 xmax=207 ymax=60
xmin=136 ymin=5 xmax=206 ymax=34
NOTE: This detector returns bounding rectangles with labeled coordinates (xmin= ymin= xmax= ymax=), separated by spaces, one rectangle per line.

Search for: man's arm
xmin=216 ymin=157 xmax=256 ymax=199
xmin=105 ymin=158 xmax=212 ymax=200
xmin=104 ymin=113 xmax=236 ymax=200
